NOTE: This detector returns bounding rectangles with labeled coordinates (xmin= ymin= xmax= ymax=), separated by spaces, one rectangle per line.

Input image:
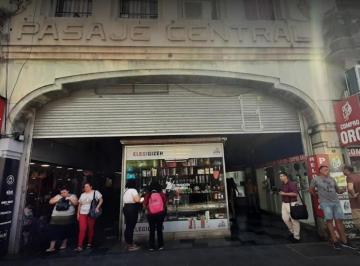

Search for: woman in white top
xmin=123 ymin=179 xmax=141 ymax=251
xmin=46 ymin=186 xmax=78 ymax=252
xmin=75 ymin=182 xmax=103 ymax=251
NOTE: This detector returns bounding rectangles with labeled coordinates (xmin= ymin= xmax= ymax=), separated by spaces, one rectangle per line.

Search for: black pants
xmin=123 ymin=204 xmax=139 ymax=245
xmin=147 ymin=213 xmax=164 ymax=248
xmin=48 ymin=223 xmax=74 ymax=241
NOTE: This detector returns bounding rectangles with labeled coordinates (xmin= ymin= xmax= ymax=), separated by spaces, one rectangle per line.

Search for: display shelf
xmin=167 ymin=202 xmax=227 ymax=213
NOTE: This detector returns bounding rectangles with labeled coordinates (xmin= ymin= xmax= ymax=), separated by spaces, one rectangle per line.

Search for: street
xmin=2 ymin=240 xmax=360 ymax=266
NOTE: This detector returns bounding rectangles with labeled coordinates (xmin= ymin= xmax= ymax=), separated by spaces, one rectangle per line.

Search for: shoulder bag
xmin=290 ymin=191 xmax=308 ymax=220
xmin=55 ymin=197 xmax=70 ymax=211
xmin=88 ymin=191 xmax=102 ymax=219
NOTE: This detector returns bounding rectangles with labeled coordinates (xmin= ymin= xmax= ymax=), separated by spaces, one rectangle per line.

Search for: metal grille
xmin=119 ymin=0 xmax=158 ymax=19
xmin=55 ymin=0 xmax=92 ymax=17
xmin=33 ymin=85 xmax=300 ymax=139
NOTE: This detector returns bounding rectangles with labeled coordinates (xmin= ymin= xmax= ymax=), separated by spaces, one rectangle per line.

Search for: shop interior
xmin=23 ymin=132 xmax=315 ymax=250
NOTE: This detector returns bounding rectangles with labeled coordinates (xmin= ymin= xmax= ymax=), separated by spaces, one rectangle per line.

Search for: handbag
xmin=55 ymin=197 xmax=70 ymax=211
xmin=290 ymin=191 xmax=308 ymax=220
xmin=88 ymin=191 xmax=102 ymax=219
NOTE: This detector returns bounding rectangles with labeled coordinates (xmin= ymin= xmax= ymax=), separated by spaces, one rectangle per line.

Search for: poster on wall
xmin=0 ymin=158 xmax=19 ymax=256
xmin=333 ymin=94 xmax=360 ymax=147
xmin=123 ymin=143 xmax=229 ymax=236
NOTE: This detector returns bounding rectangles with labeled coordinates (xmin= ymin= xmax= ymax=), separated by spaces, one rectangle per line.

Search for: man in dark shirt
xmin=343 ymin=165 xmax=360 ymax=231
xmin=279 ymin=172 xmax=300 ymax=242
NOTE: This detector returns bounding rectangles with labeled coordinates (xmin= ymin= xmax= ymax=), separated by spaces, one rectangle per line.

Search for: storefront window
xmin=123 ymin=143 xmax=229 ymax=236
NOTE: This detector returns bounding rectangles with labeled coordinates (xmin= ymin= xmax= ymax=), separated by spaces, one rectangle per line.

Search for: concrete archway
xmin=8 ymin=68 xmax=325 ymax=133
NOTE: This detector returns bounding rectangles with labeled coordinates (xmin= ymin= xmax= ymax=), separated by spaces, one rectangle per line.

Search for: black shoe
xmin=291 ymin=238 xmax=300 ymax=243
xmin=287 ymin=234 xmax=293 ymax=241
xmin=333 ymin=242 xmax=342 ymax=250
xmin=158 ymin=246 xmax=164 ymax=251
xmin=340 ymin=241 xmax=358 ymax=250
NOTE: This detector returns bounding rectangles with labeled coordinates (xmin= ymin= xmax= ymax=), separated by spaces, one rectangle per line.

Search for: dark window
xmin=55 ymin=0 xmax=92 ymax=17
xmin=182 ymin=0 xmax=220 ymax=20
xmin=244 ymin=0 xmax=275 ymax=20
xmin=336 ymin=0 xmax=360 ymax=10
xmin=119 ymin=0 xmax=158 ymax=19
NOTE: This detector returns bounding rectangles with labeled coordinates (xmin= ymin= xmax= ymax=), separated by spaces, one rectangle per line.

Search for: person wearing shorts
xmin=309 ymin=165 xmax=356 ymax=250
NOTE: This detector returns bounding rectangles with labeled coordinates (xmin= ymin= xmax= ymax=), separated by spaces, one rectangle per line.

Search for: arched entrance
xmin=9 ymin=70 xmax=324 ymax=251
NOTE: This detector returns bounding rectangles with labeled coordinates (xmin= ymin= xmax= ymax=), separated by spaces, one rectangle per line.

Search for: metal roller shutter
xmin=33 ymin=84 xmax=300 ymax=138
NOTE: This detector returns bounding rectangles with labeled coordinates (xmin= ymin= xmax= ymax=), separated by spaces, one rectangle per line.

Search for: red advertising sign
xmin=334 ymin=95 xmax=360 ymax=147
xmin=307 ymin=154 xmax=330 ymax=218
xmin=0 ymin=98 xmax=5 ymax=132
xmin=307 ymin=154 xmax=329 ymax=179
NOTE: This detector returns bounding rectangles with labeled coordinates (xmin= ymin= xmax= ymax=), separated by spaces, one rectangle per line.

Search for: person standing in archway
xmin=279 ymin=172 xmax=300 ymax=243
xmin=143 ymin=181 xmax=166 ymax=251
xmin=122 ymin=179 xmax=141 ymax=251
xmin=75 ymin=182 xmax=103 ymax=251
xmin=310 ymin=166 xmax=356 ymax=250
xmin=46 ymin=187 xmax=78 ymax=252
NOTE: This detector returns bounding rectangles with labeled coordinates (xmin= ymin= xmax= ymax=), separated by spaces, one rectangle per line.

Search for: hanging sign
xmin=334 ymin=95 xmax=360 ymax=147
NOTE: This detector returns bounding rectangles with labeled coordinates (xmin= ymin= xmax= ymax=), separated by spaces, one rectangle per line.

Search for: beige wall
xmin=0 ymin=0 xmax=344 ymax=152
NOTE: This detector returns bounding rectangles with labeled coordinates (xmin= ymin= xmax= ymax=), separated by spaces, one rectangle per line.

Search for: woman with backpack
xmin=123 ymin=179 xmax=141 ymax=251
xmin=143 ymin=181 xmax=166 ymax=251
xmin=46 ymin=186 xmax=78 ymax=252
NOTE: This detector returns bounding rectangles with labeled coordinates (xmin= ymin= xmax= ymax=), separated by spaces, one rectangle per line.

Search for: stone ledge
xmin=0 ymin=138 xmax=23 ymax=160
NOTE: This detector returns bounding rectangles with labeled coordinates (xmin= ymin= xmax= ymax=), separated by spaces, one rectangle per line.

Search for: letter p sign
xmin=318 ymin=157 xmax=327 ymax=165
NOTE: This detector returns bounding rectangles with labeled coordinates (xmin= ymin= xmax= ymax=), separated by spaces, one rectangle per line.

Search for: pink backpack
xmin=148 ymin=193 xmax=164 ymax=214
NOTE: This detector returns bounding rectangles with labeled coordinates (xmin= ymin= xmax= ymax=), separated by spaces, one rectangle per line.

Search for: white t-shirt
xmin=79 ymin=190 xmax=102 ymax=215
xmin=123 ymin=188 xmax=139 ymax=204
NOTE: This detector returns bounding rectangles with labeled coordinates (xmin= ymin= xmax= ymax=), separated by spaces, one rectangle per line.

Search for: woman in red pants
xmin=75 ymin=182 xmax=103 ymax=251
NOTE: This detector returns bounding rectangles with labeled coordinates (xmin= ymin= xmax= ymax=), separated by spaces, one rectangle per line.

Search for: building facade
xmin=0 ymin=0 xmax=359 ymax=254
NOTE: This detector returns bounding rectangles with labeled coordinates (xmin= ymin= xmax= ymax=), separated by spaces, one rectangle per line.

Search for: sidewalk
xmin=3 ymin=213 xmax=359 ymax=265
xmin=2 ymin=239 xmax=360 ymax=266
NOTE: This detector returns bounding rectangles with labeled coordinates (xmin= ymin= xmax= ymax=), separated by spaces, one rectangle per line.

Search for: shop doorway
xmin=224 ymin=133 xmax=319 ymax=244
xmin=22 ymin=138 xmax=122 ymax=252
xmin=16 ymin=75 xmax=322 ymax=250
xmin=21 ymin=132 xmax=319 ymax=251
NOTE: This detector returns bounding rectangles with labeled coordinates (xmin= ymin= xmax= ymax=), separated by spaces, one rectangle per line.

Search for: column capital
xmin=0 ymin=138 xmax=24 ymax=160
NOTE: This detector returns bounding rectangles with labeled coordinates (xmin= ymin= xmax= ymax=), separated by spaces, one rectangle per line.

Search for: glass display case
xmin=122 ymin=143 xmax=229 ymax=237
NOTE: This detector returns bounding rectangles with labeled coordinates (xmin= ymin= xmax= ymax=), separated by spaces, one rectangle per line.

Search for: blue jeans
xmin=320 ymin=201 xmax=344 ymax=220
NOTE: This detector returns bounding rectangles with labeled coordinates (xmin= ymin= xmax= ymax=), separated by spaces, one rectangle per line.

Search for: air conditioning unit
xmin=345 ymin=65 xmax=360 ymax=96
